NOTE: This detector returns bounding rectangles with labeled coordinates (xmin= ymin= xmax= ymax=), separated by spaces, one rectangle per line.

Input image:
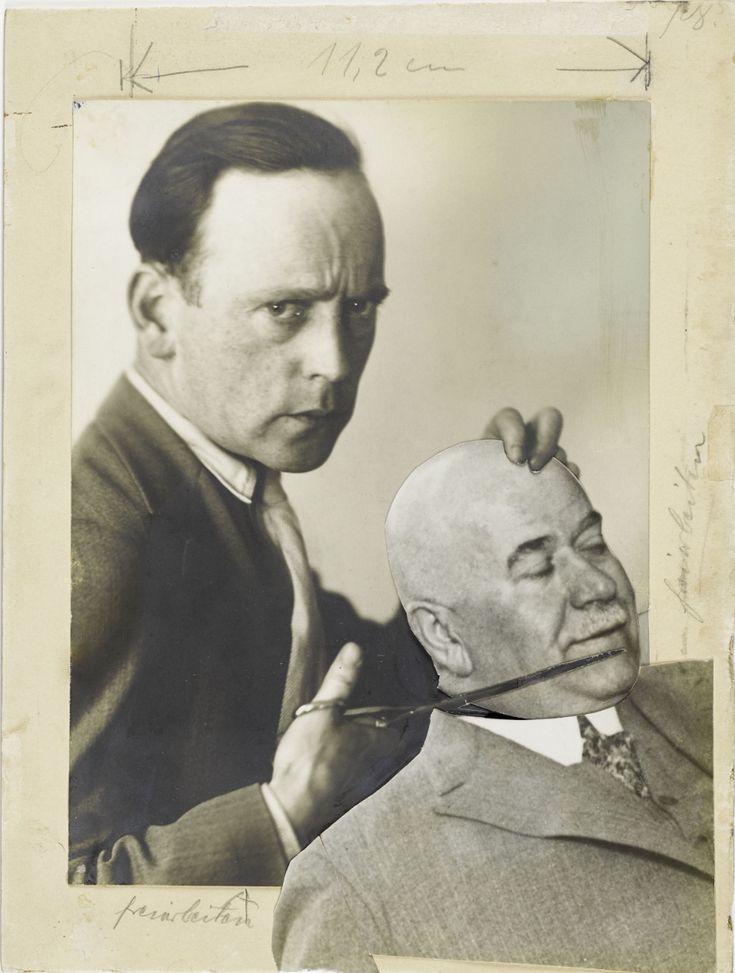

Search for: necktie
xmin=260 ymin=470 xmax=327 ymax=737
xmin=577 ymin=715 xmax=651 ymax=798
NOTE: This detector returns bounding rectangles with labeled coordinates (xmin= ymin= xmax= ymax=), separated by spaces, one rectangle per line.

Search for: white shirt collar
xmin=460 ymin=706 xmax=623 ymax=767
xmin=125 ymin=366 xmax=258 ymax=504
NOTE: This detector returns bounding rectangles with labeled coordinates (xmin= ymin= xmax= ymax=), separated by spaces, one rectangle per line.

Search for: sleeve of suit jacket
xmin=70 ymin=378 xmax=430 ymax=886
xmin=70 ymin=403 xmax=288 ymax=885
xmin=69 ymin=785 xmax=287 ymax=885
xmin=273 ymin=839 xmax=380 ymax=973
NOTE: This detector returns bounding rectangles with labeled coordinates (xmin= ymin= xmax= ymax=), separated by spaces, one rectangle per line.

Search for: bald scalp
xmin=385 ymin=440 xmax=579 ymax=610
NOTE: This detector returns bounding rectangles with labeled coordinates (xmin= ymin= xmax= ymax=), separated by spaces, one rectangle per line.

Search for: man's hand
xmin=484 ymin=406 xmax=580 ymax=477
xmin=269 ymin=643 xmax=402 ymax=847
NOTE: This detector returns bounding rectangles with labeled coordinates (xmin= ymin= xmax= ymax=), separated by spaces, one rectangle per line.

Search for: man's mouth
xmin=568 ymin=608 xmax=629 ymax=649
xmin=285 ymin=408 xmax=345 ymax=429
xmin=295 ymin=408 xmax=337 ymax=419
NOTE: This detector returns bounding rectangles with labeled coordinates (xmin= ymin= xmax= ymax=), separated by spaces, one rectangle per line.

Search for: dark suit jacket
xmin=70 ymin=376 xmax=429 ymax=886
xmin=274 ymin=661 xmax=715 ymax=973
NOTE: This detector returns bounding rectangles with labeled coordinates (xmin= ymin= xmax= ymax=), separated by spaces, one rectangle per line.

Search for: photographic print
xmin=4 ymin=6 xmax=733 ymax=973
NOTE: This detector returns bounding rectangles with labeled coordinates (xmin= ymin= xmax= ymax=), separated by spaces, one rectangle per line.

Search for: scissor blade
xmin=343 ymin=647 xmax=625 ymax=727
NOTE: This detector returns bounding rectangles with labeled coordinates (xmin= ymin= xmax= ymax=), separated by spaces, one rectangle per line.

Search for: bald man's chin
xmin=482 ymin=668 xmax=640 ymax=720
xmin=544 ymin=671 xmax=640 ymax=719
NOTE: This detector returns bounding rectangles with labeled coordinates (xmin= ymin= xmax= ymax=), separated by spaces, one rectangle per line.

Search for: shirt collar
xmin=460 ymin=706 xmax=623 ymax=767
xmin=125 ymin=366 xmax=258 ymax=504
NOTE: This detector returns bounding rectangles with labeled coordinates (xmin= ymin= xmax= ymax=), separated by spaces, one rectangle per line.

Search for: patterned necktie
xmin=577 ymin=715 xmax=651 ymax=799
xmin=260 ymin=470 xmax=327 ymax=737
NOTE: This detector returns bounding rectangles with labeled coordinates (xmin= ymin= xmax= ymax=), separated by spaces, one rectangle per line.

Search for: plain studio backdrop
xmin=73 ymin=99 xmax=649 ymax=625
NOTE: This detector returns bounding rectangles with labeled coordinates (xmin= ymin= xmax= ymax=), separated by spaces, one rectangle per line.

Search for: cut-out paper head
xmin=385 ymin=440 xmax=640 ymax=718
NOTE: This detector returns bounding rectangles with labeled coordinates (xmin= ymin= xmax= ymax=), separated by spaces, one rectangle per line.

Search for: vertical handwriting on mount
xmin=664 ymin=434 xmax=706 ymax=626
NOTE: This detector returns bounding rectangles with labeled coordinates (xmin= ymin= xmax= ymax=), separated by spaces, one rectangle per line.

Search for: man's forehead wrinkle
xmin=500 ymin=491 xmax=593 ymax=558
xmin=201 ymin=247 xmax=382 ymax=314
xmin=550 ymin=487 xmax=593 ymax=530
xmin=196 ymin=169 xmax=384 ymax=306
xmin=386 ymin=441 xmax=602 ymax=608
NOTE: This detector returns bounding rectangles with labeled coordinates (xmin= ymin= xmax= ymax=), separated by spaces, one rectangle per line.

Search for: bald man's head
xmin=386 ymin=441 xmax=639 ymax=718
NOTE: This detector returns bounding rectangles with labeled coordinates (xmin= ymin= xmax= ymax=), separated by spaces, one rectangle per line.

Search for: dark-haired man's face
xmin=161 ymin=168 xmax=386 ymax=472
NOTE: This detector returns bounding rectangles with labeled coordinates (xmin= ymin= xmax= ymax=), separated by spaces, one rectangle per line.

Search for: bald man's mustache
xmin=567 ymin=604 xmax=629 ymax=647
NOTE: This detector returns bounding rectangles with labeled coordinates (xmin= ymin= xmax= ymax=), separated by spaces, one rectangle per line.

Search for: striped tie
xmin=260 ymin=470 xmax=327 ymax=737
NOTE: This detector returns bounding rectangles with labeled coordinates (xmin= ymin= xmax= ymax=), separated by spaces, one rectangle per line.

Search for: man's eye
xmin=579 ymin=538 xmax=608 ymax=556
xmin=522 ymin=563 xmax=553 ymax=580
xmin=266 ymin=302 xmax=308 ymax=322
xmin=344 ymin=299 xmax=376 ymax=323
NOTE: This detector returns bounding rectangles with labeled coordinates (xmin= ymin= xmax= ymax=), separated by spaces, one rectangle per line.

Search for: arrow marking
xmin=119 ymin=21 xmax=248 ymax=96
xmin=558 ymin=34 xmax=651 ymax=90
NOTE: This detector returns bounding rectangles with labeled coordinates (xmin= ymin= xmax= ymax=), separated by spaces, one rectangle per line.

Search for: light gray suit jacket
xmin=273 ymin=661 xmax=714 ymax=973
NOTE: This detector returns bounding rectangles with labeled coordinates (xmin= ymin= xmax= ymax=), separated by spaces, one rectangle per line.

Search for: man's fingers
xmin=554 ymin=446 xmax=581 ymax=479
xmin=312 ymin=642 xmax=363 ymax=704
xmin=483 ymin=407 xmax=526 ymax=464
xmin=485 ymin=405 xmax=570 ymax=472
xmin=528 ymin=408 xmax=563 ymax=471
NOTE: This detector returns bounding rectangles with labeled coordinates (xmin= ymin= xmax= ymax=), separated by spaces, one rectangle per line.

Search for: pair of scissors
xmin=337 ymin=647 xmax=625 ymax=728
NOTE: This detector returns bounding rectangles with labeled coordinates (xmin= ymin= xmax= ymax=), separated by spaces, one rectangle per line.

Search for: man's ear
xmin=406 ymin=603 xmax=474 ymax=681
xmin=127 ymin=264 xmax=182 ymax=360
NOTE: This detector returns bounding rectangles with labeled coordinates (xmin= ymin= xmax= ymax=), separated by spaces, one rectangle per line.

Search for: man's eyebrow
xmin=507 ymin=535 xmax=554 ymax=571
xmin=507 ymin=512 xmax=604 ymax=572
xmin=571 ymin=510 xmax=603 ymax=543
xmin=363 ymin=284 xmax=391 ymax=304
xmin=238 ymin=284 xmax=390 ymax=307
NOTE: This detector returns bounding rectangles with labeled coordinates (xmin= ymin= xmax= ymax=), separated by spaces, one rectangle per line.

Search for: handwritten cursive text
xmin=659 ymin=2 xmax=724 ymax=39
xmin=308 ymin=41 xmax=466 ymax=82
xmin=664 ymin=433 xmax=706 ymax=626
xmin=113 ymin=890 xmax=258 ymax=930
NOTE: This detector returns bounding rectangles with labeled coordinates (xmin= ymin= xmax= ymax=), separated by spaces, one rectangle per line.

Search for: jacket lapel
xmin=620 ymin=660 xmax=714 ymax=859
xmin=94 ymin=374 xmax=294 ymax=698
xmin=624 ymin=659 xmax=713 ymax=773
xmin=425 ymin=702 xmax=713 ymax=878
xmin=185 ymin=468 xmax=274 ymax=614
xmin=95 ymin=374 xmax=292 ymax=615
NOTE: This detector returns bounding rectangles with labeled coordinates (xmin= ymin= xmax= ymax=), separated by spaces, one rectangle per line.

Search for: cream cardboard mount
xmin=3 ymin=4 xmax=734 ymax=973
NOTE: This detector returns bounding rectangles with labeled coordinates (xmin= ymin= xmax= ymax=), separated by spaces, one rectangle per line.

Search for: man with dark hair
xmin=70 ymin=103 xmax=568 ymax=885
xmin=129 ymin=102 xmax=362 ymax=286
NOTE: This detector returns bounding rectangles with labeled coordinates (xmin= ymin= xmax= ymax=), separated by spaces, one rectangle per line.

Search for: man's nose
xmin=301 ymin=304 xmax=350 ymax=384
xmin=560 ymin=551 xmax=618 ymax=609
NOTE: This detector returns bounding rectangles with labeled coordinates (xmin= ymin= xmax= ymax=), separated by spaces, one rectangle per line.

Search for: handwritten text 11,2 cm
xmin=308 ymin=42 xmax=466 ymax=81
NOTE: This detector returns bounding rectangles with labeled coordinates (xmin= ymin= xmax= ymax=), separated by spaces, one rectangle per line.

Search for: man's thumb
xmin=312 ymin=642 xmax=363 ymax=703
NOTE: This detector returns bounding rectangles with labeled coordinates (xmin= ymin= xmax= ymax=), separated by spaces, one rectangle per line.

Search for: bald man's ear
xmin=406 ymin=603 xmax=474 ymax=681
xmin=128 ymin=264 xmax=183 ymax=360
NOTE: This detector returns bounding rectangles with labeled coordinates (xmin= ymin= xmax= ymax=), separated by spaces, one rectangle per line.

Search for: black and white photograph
xmin=274 ymin=439 xmax=713 ymax=973
xmin=66 ymin=97 xmax=714 ymax=973
xmin=3 ymin=5 xmax=734 ymax=973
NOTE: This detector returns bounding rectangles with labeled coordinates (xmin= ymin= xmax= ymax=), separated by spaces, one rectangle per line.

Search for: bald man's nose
xmin=301 ymin=304 xmax=350 ymax=384
xmin=561 ymin=552 xmax=618 ymax=609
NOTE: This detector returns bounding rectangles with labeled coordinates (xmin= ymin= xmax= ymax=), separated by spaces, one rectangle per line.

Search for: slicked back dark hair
xmin=129 ymin=102 xmax=362 ymax=282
